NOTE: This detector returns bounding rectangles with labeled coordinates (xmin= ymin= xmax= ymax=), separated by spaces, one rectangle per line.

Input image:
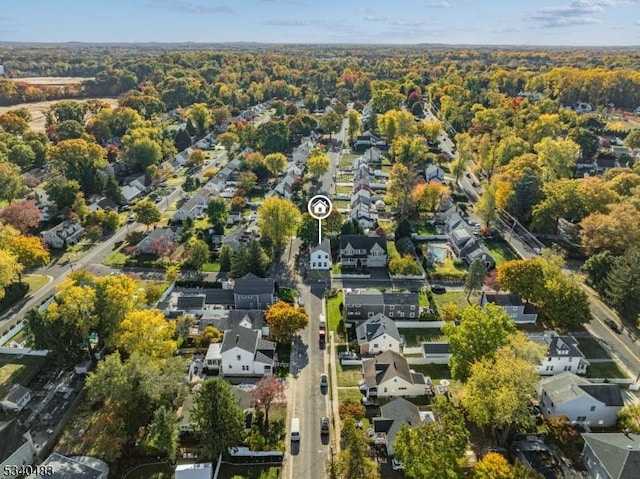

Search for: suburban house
xmin=360 ymin=350 xmax=431 ymax=399
xmin=349 ymin=204 xmax=378 ymax=229
xmin=172 ymin=194 xmax=208 ymax=222
xmin=88 ymin=196 xmax=118 ymax=212
xmin=28 ymin=453 xmax=109 ymax=479
xmin=136 ymin=228 xmax=176 ymax=255
xmin=479 ymin=292 xmax=538 ymax=323
xmin=463 ymin=241 xmax=496 ymax=270
xmin=1 ymin=385 xmax=31 ymax=413
xmin=121 ymin=183 xmax=145 ymax=202
xmin=309 ymin=239 xmax=331 ymax=271
xmin=40 ymin=220 xmax=84 ymax=249
xmin=0 ymin=420 xmax=37 ymax=479
xmin=422 ymin=342 xmax=452 ymax=364
xmin=581 ymin=432 xmax=640 ymax=479
xmin=210 ymin=325 xmax=276 ymax=377
xmin=536 ymin=372 xmax=624 ymax=427
xmin=345 ymin=289 xmax=419 ymax=321
xmin=371 ymin=398 xmax=435 ymax=457
xmin=272 ymin=175 xmax=295 ymax=199
xmin=175 ymin=463 xmax=214 ymax=479
xmin=529 ymin=331 xmax=590 ymax=376
xmin=425 ymin=165 xmax=446 ymax=183
xmin=356 ymin=313 xmax=403 ymax=355
xmin=353 ymin=130 xmax=385 ymax=151
xmin=232 ymin=273 xmax=277 ymax=310
xmin=449 ymin=227 xmax=474 ymax=256
xmin=339 ymin=235 xmax=387 ymax=269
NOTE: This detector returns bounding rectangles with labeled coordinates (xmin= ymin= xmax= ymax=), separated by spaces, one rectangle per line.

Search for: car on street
xmin=320 ymin=417 xmax=329 ymax=435
xmin=431 ymin=284 xmax=447 ymax=294
xmin=361 ymin=397 xmax=377 ymax=406
xmin=605 ymin=319 xmax=622 ymax=333
xmin=465 ymin=172 xmax=471 ymax=178
xmin=391 ymin=459 xmax=404 ymax=471
xmin=320 ymin=373 xmax=328 ymax=388
xmin=127 ymin=215 xmax=135 ymax=223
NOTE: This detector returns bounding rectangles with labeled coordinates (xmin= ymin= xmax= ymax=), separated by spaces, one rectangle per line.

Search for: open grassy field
xmin=0 ymin=97 xmax=118 ymax=132
xmin=10 ymin=77 xmax=93 ymax=85
xmin=0 ymin=354 xmax=45 ymax=397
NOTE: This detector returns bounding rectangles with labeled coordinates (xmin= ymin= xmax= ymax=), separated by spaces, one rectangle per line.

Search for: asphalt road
xmin=0 ymin=185 xmax=184 ymax=337
xmin=320 ymin=118 xmax=348 ymax=197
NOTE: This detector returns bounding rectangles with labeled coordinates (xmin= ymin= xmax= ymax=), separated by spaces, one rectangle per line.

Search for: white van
xmin=291 ymin=417 xmax=300 ymax=441
xmin=319 ymin=314 xmax=326 ymax=329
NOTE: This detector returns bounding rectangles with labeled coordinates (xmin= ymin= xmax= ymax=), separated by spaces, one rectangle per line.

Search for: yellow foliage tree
xmin=116 ymin=309 xmax=177 ymax=359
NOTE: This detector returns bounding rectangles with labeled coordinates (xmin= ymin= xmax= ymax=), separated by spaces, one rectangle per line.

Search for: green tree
xmin=534 ymin=137 xmax=579 ymax=182
xmin=188 ymin=103 xmax=211 ymax=134
xmin=606 ymin=247 xmax=640 ymax=324
xmin=442 ymin=303 xmax=516 ymax=381
xmin=320 ymin=110 xmax=342 ymax=139
xmin=188 ymin=148 xmax=205 ymax=168
xmin=72 ymin=192 xmax=89 ymax=222
xmin=385 ymin=162 xmax=419 ymax=217
xmin=388 ymin=255 xmax=421 ymax=276
xmin=219 ymin=245 xmax=232 ymax=272
xmin=465 ymin=259 xmax=487 ymax=301
xmin=217 ymin=131 xmax=239 ymax=151
xmin=256 ymin=120 xmax=289 ymax=154
xmin=618 ymin=403 xmax=640 ymax=434
xmin=624 ymin=129 xmax=640 ymax=150
xmin=0 ymin=161 xmax=26 ymax=203
xmin=257 ymin=197 xmax=301 ymax=248
xmin=335 ymin=417 xmax=380 ymax=479
xmin=581 ymin=250 xmax=614 ymax=294
xmin=124 ymin=137 xmax=163 ymax=171
xmin=148 ymin=405 xmax=179 ymax=463
xmin=207 ymin=197 xmax=228 ymax=226
xmin=133 ymin=200 xmax=161 ymax=229
xmin=394 ymin=396 xmax=469 ymax=479
xmin=307 ymin=148 xmax=330 ymax=178
xmin=187 ymin=238 xmax=210 ymax=270
xmin=475 ymin=182 xmax=498 ymax=227
xmin=48 ymin=100 xmax=87 ymax=124
xmin=174 ymin=129 xmax=192 ymax=151
xmin=191 ymin=378 xmax=245 ymax=460
xmin=245 ymin=240 xmax=269 ymax=277
xmin=48 ymin=139 xmax=107 ymax=195
xmin=238 ymin=171 xmax=258 ymax=192
xmin=347 ymin=110 xmax=361 ymax=139
xmin=496 ymin=258 xmax=547 ymax=303
xmin=567 ymin=127 xmax=599 ymax=160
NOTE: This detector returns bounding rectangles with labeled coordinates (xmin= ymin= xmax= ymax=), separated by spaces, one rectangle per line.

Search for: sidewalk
xmin=328 ymin=330 xmax=341 ymax=453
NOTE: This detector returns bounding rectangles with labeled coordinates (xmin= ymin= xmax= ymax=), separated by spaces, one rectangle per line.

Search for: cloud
xmin=362 ymin=15 xmax=437 ymax=28
xmin=153 ymin=1 xmax=235 ymax=14
xmin=527 ymin=0 xmax=633 ymax=28
xmin=263 ymin=19 xmax=315 ymax=26
xmin=425 ymin=1 xmax=453 ymax=7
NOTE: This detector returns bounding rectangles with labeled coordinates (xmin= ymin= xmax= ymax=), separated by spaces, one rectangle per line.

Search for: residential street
xmin=0 ymin=185 xmax=184 ymax=337
xmin=320 ymin=118 xmax=347 ymax=196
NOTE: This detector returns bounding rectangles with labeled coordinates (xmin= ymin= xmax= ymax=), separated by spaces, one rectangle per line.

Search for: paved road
xmin=0 ymin=185 xmax=184 ymax=337
xmin=320 ymin=119 xmax=348 ymax=196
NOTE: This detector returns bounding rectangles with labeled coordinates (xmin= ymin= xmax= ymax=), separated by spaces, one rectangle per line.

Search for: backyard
xmin=484 ymin=239 xmax=517 ymax=265
xmin=0 ymin=354 xmax=46 ymax=397
xmin=430 ymin=291 xmax=474 ymax=312
xmin=399 ymin=328 xmax=445 ymax=347
xmin=430 ymin=257 xmax=467 ymax=280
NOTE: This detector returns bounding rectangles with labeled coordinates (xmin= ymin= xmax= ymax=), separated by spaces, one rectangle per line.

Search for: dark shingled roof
xmin=356 ymin=314 xmax=401 ymax=344
xmin=363 ymin=350 xmax=415 ymax=387
xmin=204 ymin=289 xmax=234 ymax=306
xmin=234 ymin=273 xmax=275 ymax=295
xmin=176 ymin=295 xmax=205 ymax=310
xmin=339 ymin=235 xmax=387 ymax=254
xmin=582 ymin=433 xmax=640 ymax=479
xmin=483 ymin=293 xmax=525 ymax=307
xmin=221 ymin=326 xmax=259 ymax=354
xmin=578 ymin=385 xmax=624 ymax=407
xmin=423 ymin=342 xmax=450 ymax=355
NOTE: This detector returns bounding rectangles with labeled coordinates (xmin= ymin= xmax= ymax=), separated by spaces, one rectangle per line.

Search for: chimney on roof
xmin=236 ymin=334 xmax=240 ymax=343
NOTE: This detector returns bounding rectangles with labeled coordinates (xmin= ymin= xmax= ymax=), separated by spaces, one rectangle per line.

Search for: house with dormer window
xmin=529 ymin=331 xmax=590 ymax=376
xmin=339 ymin=235 xmax=387 ymax=269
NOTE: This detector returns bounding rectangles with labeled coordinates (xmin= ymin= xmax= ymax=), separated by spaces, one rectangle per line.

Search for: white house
xmin=310 ymin=239 xmax=331 ymax=271
xmin=529 ymin=331 xmax=590 ymax=376
xmin=361 ymin=350 xmax=431 ymax=399
xmin=536 ymin=372 xmax=624 ymax=427
xmin=1 ymin=385 xmax=31 ymax=412
xmin=121 ymin=184 xmax=144 ymax=202
xmin=349 ymin=204 xmax=378 ymax=229
xmin=0 ymin=420 xmax=37 ymax=479
xmin=425 ymin=165 xmax=446 ymax=183
xmin=40 ymin=220 xmax=84 ymax=249
xmin=479 ymin=292 xmax=538 ymax=324
xmin=175 ymin=463 xmax=213 ymax=479
xmin=173 ymin=195 xmax=207 ymax=222
xmin=356 ymin=313 xmax=402 ymax=355
xmin=219 ymin=325 xmax=276 ymax=377
xmin=286 ymin=162 xmax=304 ymax=178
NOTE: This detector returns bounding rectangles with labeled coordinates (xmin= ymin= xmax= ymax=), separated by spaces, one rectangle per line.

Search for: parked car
xmin=361 ymin=397 xmax=377 ymax=406
xmin=431 ymin=285 xmax=447 ymax=294
xmin=391 ymin=459 xmax=404 ymax=471
xmin=605 ymin=319 xmax=622 ymax=333
xmin=320 ymin=417 xmax=329 ymax=435
xmin=127 ymin=215 xmax=135 ymax=223
xmin=320 ymin=373 xmax=328 ymax=388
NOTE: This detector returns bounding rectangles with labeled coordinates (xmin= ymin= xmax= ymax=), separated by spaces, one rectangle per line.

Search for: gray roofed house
xmin=27 ymin=453 xmax=109 ymax=479
xmin=1 ymin=385 xmax=31 ymax=412
xmin=345 ymin=289 xmax=419 ymax=321
xmin=480 ymin=292 xmax=538 ymax=323
xmin=581 ymin=433 xmax=640 ymax=479
xmin=529 ymin=331 xmax=589 ymax=376
xmin=232 ymin=273 xmax=276 ymax=310
xmin=137 ymin=227 xmax=176 ymax=255
xmin=220 ymin=325 xmax=276 ymax=377
xmin=372 ymin=397 xmax=435 ymax=456
xmin=536 ymin=372 xmax=624 ymax=427
xmin=0 ymin=419 xmax=37 ymax=479
xmin=425 ymin=164 xmax=446 ymax=183
xmin=339 ymin=235 xmax=387 ymax=269
xmin=356 ymin=313 xmax=402 ymax=355
xmin=361 ymin=350 xmax=430 ymax=399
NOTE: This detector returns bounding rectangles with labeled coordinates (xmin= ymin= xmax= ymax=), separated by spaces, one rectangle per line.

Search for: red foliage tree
xmin=0 ymin=200 xmax=42 ymax=233
xmin=251 ymin=376 xmax=286 ymax=433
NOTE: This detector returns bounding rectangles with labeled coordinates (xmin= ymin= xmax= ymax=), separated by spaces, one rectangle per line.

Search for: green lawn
xmin=339 ymin=153 xmax=360 ymax=169
xmin=337 ymin=364 xmax=362 ymax=387
xmin=201 ymin=262 xmax=220 ymax=272
xmin=484 ymin=239 xmax=517 ymax=265
xmin=418 ymin=291 xmax=429 ymax=307
xmin=125 ymin=463 xmax=174 ymax=479
xmin=430 ymin=291 xmax=474 ymax=311
xmin=338 ymin=388 xmax=364 ymax=405
xmin=399 ymin=328 xmax=445 ymax=347
xmin=584 ymin=362 xmax=628 ymax=379
xmin=0 ymin=355 xmax=45 ymax=397
xmin=577 ymin=338 xmax=611 ymax=360
xmin=335 ymin=185 xmax=352 ymax=195
xmin=104 ymin=248 xmax=130 ymax=266
xmin=326 ymin=294 xmax=344 ymax=334
xmin=333 ymin=199 xmax=350 ymax=210
xmin=217 ymin=465 xmax=281 ymax=479
xmin=387 ymin=240 xmax=399 ymax=259
xmin=432 ymin=257 xmax=467 ymax=280
xmin=23 ymin=274 xmax=50 ymax=294
xmin=408 ymin=363 xmax=452 ymax=379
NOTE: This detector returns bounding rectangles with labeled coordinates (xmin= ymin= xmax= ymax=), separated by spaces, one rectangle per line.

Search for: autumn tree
xmin=264 ymin=152 xmax=287 ymax=176
xmin=188 ymin=148 xmax=206 ymax=168
xmin=48 ymin=138 xmax=108 ymax=195
xmin=334 ymin=417 xmax=380 ymax=479
xmin=188 ymin=103 xmax=211 ymax=134
xmin=497 ymin=258 xmax=547 ymax=303
xmin=347 ymin=110 xmax=361 ymax=139
xmin=394 ymin=396 xmax=469 ymax=479
xmin=475 ymin=182 xmax=498 ymax=227
xmin=133 ymin=199 xmax=161 ymax=229
xmin=217 ymin=131 xmax=239 ymax=151
xmin=0 ymin=200 xmax=41 ymax=233
xmin=115 ymin=309 xmax=177 ymax=359
xmin=465 ymin=259 xmax=487 ymax=301
xmin=391 ymin=135 xmax=428 ymax=165
xmin=580 ymin=203 xmax=640 ymax=255
xmin=264 ymin=301 xmax=309 ymax=341
xmin=534 ymin=137 xmax=579 ymax=182
xmin=413 ymin=181 xmax=449 ymax=214
xmin=238 ymin=171 xmax=258 ymax=192
xmin=320 ymin=110 xmax=342 ymax=139
xmin=191 ymin=378 xmax=245 ymax=460
xmin=473 ymin=452 xmax=515 ymax=479
xmin=0 ymin=161 xmax=26 ymax=203
xmin=0 ymin=250 xmax=22 ymax=300
xmin=618 ymin=403 xmax=640 ymax=434
xmin=442 ymin=303 xmax=516 ymax=381
xmin=624 ymin=129 xmax=640 ymax=150
xmin=339 ymin=398 xmax=366 ymax=421
xmin=2 ymin=233 xmax=49 ymax=280
xmin=306 ymin=148 xmax=330 ymax=178
xmin=257 ymin=197 xmax=301 ymax=249
xmin=94 ymin=274 xmax=141 ymax=349
xmin=386 ymin=162 xmax=419 ymax=217
xmin=252 ymin=376 xmax=285 ymax=433
xmin=376 ymin=109 xmax=415 ymax=142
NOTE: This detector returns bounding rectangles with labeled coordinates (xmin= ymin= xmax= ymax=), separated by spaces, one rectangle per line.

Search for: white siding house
xmin=1 ymin=385 xmax=31 ymax=412
xmin=361 ymin=350 xmax=431 ymax=399
xmin=220 ymin=325 xmax=276 ymax=377
xmin=529 ymin=331 xmax=590 ymax=376
xmin=310 ymin=239 xmax=331 ymax=271
xmin=40 ymin=220 xmax=84 ymax=249
xmin=356 ymin=314 xmax=402 ymax=355
xmin=0 ymin=420 xmax=37 ymax=479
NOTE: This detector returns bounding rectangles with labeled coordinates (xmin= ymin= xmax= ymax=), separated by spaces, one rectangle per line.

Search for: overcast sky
xmin=0 ymin=0 xmax=638 ymax=46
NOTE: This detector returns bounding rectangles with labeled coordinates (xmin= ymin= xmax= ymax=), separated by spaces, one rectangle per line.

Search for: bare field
xmin=10 ymin=76 xmax=93 ymax=85
xmin=0 ymin=97 xmax=119 ymax=132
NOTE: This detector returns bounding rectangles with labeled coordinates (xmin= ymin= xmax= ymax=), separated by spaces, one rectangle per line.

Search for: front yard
xmin=430 ymin=291 xmax=474 ymax=312
xmin=584 ymin=362 xmax=628 ymax=379
xmin=577 ymin=338 xmax=611 ymax=360
xmin=326 ymin=294 xmax=344 ymax=336
xmin=338 ymin=388 xmax=364 ymax=404
xmin=0 ymin=354 xmax=45 ymax=397
xmin=337 ymin=364 xmax=362 ymax=387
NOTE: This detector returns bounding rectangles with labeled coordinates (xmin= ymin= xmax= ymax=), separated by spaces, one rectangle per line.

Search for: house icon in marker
xmin=308 ymin=195 xmax=332 ymax=220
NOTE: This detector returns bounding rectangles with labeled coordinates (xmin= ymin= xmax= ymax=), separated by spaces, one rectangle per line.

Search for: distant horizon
xmin=0 ymin=0 xmax=638 ymax=46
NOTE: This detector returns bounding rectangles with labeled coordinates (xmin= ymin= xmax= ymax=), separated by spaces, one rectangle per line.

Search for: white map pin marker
xmin=308 ymin=195 xmax=333 ymax=244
